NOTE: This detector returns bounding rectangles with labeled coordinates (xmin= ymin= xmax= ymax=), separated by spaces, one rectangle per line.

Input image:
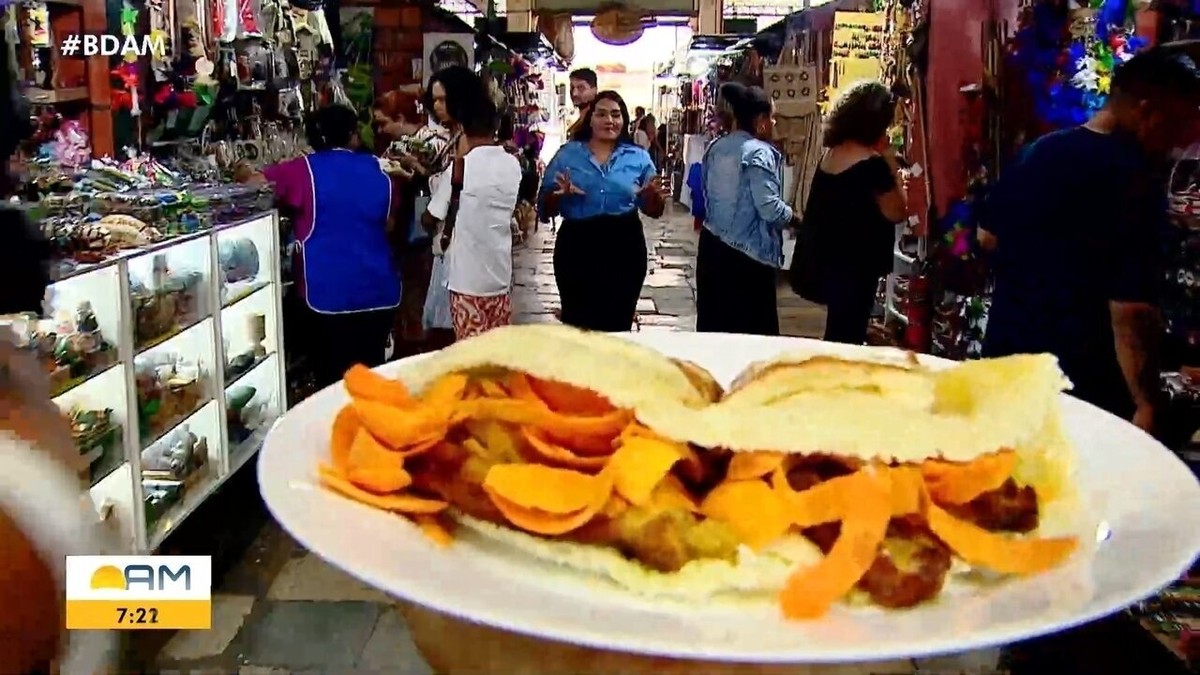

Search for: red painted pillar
xmin=925 ymin=0 xmax=1021 ymax=215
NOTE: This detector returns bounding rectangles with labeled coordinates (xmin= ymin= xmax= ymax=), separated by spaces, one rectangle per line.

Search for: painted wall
xmin=926 ymin=0 xmax=1020 ymax=214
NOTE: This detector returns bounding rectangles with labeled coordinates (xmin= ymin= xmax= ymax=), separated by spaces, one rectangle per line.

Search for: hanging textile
xmin=767 ymin=32 xmax=822 ymax=216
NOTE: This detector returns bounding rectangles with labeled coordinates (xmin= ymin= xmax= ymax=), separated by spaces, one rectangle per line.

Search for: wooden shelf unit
xmin=14 ymin=0 xmax=113 ymax=156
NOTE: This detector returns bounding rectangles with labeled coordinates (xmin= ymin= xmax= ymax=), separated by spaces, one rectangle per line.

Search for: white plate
xmin=259 ymin=332 xmax=1200 ymax=663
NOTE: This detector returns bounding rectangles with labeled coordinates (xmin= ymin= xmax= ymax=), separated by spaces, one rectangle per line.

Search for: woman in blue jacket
xmin=696 ymin=83 xmax=797 ymax=335
xmin=539 ymin=90 xmax=666 ymax=331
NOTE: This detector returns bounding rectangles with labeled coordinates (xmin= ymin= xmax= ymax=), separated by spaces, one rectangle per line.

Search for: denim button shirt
xmin=538 ymin=141 xmax=656 ymax=221
xmin=701 ymin=131 xmax=794 ymax=268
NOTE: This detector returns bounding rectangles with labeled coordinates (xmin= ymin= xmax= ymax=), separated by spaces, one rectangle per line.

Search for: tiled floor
xmin=146 ymin=208 xmax=991 ymax=673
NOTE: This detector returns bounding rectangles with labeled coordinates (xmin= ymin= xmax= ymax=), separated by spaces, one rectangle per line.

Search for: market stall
xmin=862 ymin=2 xmax=1200 ymax=665
xmin=658 ymin=34 xmax=756 ymax=205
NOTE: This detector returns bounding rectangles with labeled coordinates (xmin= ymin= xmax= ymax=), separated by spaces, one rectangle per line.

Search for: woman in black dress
xmin=797 ymin=81 xmax=908 ymax=344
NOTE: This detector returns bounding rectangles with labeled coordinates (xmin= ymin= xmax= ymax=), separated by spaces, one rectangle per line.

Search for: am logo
xmin=89 ymin=562 xmax=192 ymax=592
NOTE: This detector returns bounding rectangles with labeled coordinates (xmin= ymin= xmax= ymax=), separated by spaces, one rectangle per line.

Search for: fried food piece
xmin=572 ymin=505 xmax=740 ymax=573
xmin=412 ymin=424 xmax=741 ymax=573
xmin=944 ymin=478 xmax=1039 ymax=533
xmin=857 ymin=517 xmax=953 ymax=609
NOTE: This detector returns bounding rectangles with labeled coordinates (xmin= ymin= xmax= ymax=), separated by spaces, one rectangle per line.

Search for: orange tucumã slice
xmin=318 ymin=466 xmax=448 ymax=514
xmin=413 ymin=514 xmax=454 ymax=547
xmin=601 ymin=494 xmax=630 ymax=519
xmin=482 ymin=463 xmax=613 ymax=515
xmin=648 ymin=475 xmax=700 ymax=513
xmin=520 ymin=428 xmax=609 ymax=472
xmin=887 ymin=466 xmax=926 ymax=516
xmin=346 ymin=429 xmax=412 ymax=493
xmin=621 ymin=425 xmax=706 ymax=483
xmin=606 ymin=436 xmax=682 ymax=506
xmin=344 ymin=364 xmax=416 ymax=408
xmin=727 ymin=451 xmax=786 ymax=481
xmin=527 ymin=376 xmax=616 ymax=416
xmin=922 ymin=450 xmax=1018 ymax=505
xmin=772 ymin=468 xmax=848 ymax=528
xmin=484 ymin=470 xmax=615 ymax=536
xmin=478 ymin=379 xmax=509 ymax=398
xmin=353 ymin=399 xmax=451 ymax=450
xmin=422 ymin=373 xmax=470 ymax=406
xmin=773 ymin=463 xmax=926 ymax=525
xmin=700 ymin=479 xmax=792 ymax=551
xmin=780 ymin=469 xmax=892 ymax=619
xmin=329 ymin=405 xmax=360 ymax=473
xmin=926 ymin=503 xmax=1078 ymax=575
xmin=503 ymin=372 xmax=542 ymax=403
xmin=457 ymin=398 xmax=630 ymax=455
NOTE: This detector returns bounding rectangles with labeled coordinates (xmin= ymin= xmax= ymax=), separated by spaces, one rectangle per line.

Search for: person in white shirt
xmin=427 ymin=82 xmax=522 ymax=340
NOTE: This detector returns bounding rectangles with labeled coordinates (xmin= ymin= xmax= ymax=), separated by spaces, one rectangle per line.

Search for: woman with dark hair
xmin=696 ymin=83 xmax=797 ymax=335
xmin=241 ymin=104 xmax=400 ymax=386
xmin=425 ymin=75 xmax=522 ymax=340
xmin=539 ymin=90 xmax=666 ymax=331
xmin=796 ymin=80 xmax=907 ymax=345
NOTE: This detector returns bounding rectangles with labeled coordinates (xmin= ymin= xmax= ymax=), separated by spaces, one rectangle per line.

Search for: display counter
xmin=4 ymin=211 xmax=287 ymax=553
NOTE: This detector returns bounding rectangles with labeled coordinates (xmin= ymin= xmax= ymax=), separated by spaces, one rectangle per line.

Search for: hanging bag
xmin=421 ymin=162 xmax=461 ymax=332
xmin=788 ymin=214 xmax=825 ymax=304
xmin=788 ymin=152 xmax=826 ymax=304
xmin=422 ymin=253 xmax=453 ymax=331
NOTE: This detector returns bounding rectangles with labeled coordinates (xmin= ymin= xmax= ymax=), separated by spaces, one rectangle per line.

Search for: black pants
xmin=822 ymin=270 xmax=880 ymax=345
xmin=554 ymin=211 xmax=647 ymax=332
xmin=304 ymin=306 xmax=396 ymax=389
xmin=695 ymin=228 xmax=779 ymax=335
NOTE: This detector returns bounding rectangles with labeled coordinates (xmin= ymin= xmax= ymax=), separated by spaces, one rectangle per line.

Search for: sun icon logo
xmin=89 ymin=565 xmax=126 ymax=591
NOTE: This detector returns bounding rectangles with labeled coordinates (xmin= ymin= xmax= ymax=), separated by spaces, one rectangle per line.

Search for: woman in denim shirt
xmin=539 ymin=91 xmax=666 ymax=331
xmin=697 ymin=83 xmax=797 ymax=335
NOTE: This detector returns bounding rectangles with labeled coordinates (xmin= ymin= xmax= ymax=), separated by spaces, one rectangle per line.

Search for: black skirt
xmin=695 ymin=227 xmax=780 ymax=336
xmin=554 ymin=210 xmax=647 ymax=332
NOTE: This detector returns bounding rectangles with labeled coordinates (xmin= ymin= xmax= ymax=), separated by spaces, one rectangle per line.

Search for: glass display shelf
xmin=27 ymin=211 xmax=289 ymax=553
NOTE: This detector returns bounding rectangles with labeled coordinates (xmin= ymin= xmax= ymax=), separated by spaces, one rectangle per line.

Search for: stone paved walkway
xmin=147 ymin=208 xmax=988 ymax=673
xmin=510 ymin=205 xmax=827 ymax=337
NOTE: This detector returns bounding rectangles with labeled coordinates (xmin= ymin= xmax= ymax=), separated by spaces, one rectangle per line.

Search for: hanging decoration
xmin=111 ymin=62 xmax=142 ymax=116
xmin=147 ymin=0 xmax=172 ymax=82
xmin=119 ymin=3 xmax=140 ymax=64
xmin=1008 ymin=0 xmax=1146 ymax=131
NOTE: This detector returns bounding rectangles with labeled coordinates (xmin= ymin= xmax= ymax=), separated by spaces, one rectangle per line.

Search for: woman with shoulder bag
xmin=425 ymin=73 xmax=522 ymax=340
xmin=792 ymin=81 xmax=907 ymax=345
xmin=405 ymin=67 xmax=478 ymax=346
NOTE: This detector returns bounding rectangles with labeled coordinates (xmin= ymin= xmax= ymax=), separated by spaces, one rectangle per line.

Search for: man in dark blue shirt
xmin=980 ymin=48 xmax=1200 ymax=432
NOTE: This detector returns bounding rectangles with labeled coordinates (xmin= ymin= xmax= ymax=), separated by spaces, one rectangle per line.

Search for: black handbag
xmin=788 ymin=214 xmax=825 ymax=305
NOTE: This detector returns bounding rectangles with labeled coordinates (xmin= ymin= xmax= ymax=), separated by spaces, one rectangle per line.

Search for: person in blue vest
xmin=247 ymin=104 xmax=401 ymax=388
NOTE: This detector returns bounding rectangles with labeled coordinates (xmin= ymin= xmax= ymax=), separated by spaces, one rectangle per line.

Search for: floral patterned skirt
xmin=449 ymin=292 xmax=512 ymax=341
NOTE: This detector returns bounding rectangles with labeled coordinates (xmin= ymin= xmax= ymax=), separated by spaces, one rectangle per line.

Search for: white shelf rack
xmin=25 ymin=211 xmax=288 ymax=553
